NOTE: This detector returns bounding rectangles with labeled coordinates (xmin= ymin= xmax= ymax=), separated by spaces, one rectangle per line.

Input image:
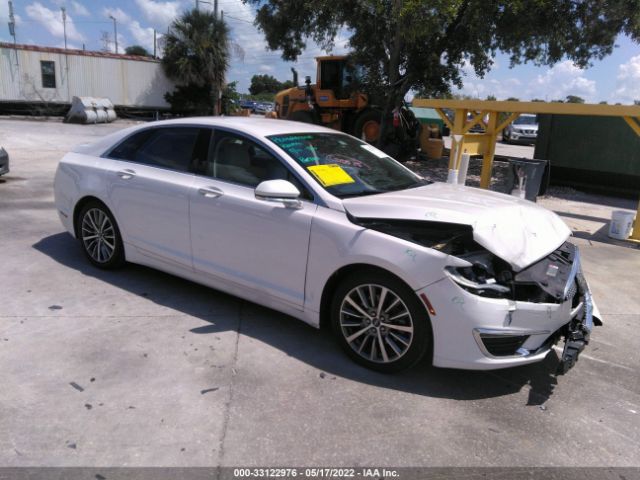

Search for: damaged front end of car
xmin=349 ymin=215 xmax=601 ymax=373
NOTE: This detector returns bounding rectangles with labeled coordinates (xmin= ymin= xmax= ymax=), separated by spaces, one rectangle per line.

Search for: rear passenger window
xmin=109 ymin=129 xmax=155 ymax=161
xmin=109 ymin=127 xmax=201 ymax=173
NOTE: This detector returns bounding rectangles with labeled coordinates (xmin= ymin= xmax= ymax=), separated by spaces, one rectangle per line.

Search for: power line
xmin=224 ymin=14 xmax=254 ymax=24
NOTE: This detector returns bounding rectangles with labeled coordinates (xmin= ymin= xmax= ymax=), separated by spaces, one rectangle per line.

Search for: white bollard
xmin=457 ymin=153 xmax=470 ymax=185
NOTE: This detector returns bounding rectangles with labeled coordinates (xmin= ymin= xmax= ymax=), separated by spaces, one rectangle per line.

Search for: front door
xmin=189 ymin=130 xmax=317 ymax=308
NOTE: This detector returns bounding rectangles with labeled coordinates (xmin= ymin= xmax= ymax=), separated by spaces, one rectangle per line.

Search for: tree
xmin=249 ymin=74 xmax=283 ymax=95
xmin=125 ymin=45 xmax=151 ymax=57
xmin=244 ymin=0 xmax=640 ymax=143
xmin=164 ymin=84 xmax=212 ymax=116
xmin=249 ymin=74 xmax=297 ymax=96
xmin=165 ymin=81 xmax=241 ymax=116
xmin=485 ymin=94 xmax=497 ymax=101
xmin=222 ymin=81 xmax=241 ymax=115
xmin=163 ymin=9 xmax=242 ymax=115
xmin=565 ymin=95 xmax=585 ymax=104
xmin=506 ymin=97 xmax=520 ymax=102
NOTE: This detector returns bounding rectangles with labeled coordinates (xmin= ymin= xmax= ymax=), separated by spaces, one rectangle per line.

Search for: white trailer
xmin=0 ymin=43 xmax=175 ymax=109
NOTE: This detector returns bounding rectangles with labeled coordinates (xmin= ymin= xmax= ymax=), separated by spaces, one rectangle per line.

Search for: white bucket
xmin=608 ymin=210 xmax=635 ymax=240
xmin=446 ymin=169 xmax=459 ymax=184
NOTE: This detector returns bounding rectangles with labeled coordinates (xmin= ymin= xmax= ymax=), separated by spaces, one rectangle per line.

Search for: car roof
xmin=140 ymin=117 xmax=339 ymax=139
xmin=72 ymin=117 xmax=345 ymax=157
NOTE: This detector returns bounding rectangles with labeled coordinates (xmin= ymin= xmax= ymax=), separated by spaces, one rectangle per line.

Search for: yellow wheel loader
xmin=270 ymin=56 xmax=420 ymax=160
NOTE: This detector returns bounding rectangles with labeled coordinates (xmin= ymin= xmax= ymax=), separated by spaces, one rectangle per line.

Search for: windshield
xmin=515 ymin=115 xmax=537 ymax=125
xmin=268 ymin=133 xmax=426 ymax=198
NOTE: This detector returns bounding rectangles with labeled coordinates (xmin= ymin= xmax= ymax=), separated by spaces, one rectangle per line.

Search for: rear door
xmin=104 ymin=126 xmax=209 ymax=268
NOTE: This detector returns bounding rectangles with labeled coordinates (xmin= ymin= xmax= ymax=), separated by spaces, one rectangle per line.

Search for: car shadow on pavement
xmin=34 ymin=232 xmax=562 ymax=405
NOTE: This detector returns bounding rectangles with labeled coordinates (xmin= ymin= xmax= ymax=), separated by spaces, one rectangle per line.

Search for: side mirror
xmin=255 ymin=180 xmax=302 ymax=209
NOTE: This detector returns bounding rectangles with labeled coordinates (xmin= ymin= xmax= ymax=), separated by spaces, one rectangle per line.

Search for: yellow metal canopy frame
xmin=411 ymin=99 xmax=640 ymax=243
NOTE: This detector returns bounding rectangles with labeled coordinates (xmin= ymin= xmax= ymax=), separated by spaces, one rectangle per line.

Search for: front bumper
xmin=509 ymin=130 xmax=538 ymax=142
xmin=419 ymin=257 xmax=599 ymax=371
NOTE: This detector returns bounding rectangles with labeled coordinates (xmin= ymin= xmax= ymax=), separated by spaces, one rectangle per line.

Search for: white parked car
xmin=503 ymin=113 xmax=539 ymax=144
xmin=54 ymin=118 xmax=600 ymax=373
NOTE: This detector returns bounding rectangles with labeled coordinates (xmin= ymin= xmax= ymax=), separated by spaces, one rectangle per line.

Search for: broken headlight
xmin=445 ymin=251 xmax=512 ymax=297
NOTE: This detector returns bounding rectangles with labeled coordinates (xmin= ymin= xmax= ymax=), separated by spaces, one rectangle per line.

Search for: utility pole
xmin=8 ymin=0 xmax=18 ymax=67
xmin=195 ymin=0 xmax=199 ymax=10
xmin=61 ymin=7 xmax=70 ymax=100
xmin=109 ymin=15 xmax=118 ymax=53
xmin=214 ymin=0 xmax=218 ymax=18
xmin=153 ymin=29 xmax=157 ymax=58
xmin=61 ymin=7 xmax=67 ymax=49
xmin=8 ymin=0 xmax=16 ymax=43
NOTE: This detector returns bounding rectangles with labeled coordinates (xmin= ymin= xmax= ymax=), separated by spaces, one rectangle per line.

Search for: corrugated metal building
xmin=0 ymin=43 xmax=175 ymax=109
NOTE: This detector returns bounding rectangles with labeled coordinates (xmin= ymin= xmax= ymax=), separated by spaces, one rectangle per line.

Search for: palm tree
xmin=162 ymin=9 xmax=241 ymax=115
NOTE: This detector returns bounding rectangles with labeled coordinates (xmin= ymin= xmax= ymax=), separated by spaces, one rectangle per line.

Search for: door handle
xmin=198 ymin=186 xmax=224 ymax=198
xmin=116 ymin=169 xmax=136 ymax=180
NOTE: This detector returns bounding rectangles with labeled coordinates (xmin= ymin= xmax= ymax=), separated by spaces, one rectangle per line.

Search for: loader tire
xmin=354 ymin=109 xmax=383 ymax=143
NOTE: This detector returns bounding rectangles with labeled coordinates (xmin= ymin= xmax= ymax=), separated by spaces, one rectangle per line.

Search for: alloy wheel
xmin=81 ymin=208 xmax=116 ymax=263
xmin=339 ymin=283 xmax=414 ymax=364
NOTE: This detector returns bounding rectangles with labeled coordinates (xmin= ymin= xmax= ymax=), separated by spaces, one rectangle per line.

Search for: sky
xmin=1 ymin=0 xmax=639 ymax=104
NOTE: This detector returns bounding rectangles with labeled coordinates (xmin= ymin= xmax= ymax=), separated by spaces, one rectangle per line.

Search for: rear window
xmin=109 ymin=127 xmax=202 ymax=172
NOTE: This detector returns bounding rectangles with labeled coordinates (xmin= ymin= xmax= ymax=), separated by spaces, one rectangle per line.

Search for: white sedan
xmin=54 ymin=118 xmax=601 ymax=373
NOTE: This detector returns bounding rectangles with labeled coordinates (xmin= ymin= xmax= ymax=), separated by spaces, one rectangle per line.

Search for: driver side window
xmin=207 ymin=131 xmax=313 ymax=199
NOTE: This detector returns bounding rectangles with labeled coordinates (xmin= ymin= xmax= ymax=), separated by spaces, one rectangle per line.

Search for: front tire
xmin=78 ymin=201 xmax=125 ymax=269
xmin=331 ymin=270 xmax=431 ymax=373
xmin=353 ymin=109 xmax=382 ymax=143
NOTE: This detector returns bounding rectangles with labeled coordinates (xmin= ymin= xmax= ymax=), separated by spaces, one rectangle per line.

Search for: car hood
xmin=342 ymin=182 xmax=571 ymax=271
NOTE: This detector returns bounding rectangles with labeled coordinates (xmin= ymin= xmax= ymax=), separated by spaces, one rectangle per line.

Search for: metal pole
xmin=61 ymin=7 xmax=67 ymax=49
xmin=8 ymin=0 xmax=18 ymax=67
xmin=153 ymin=29 xmax=157 ymax=58
xmin=61 ymin=7 xmax=70 ymax=102
xmin=196 ymin=0 xmax=199 ymax=10
xmin=109 ymin=15 xmax=118 ymax=54
xmin=214 ymin=0 xmax=218 ymax=18
xmin=114 ymin=18 xmax=118 ymax=54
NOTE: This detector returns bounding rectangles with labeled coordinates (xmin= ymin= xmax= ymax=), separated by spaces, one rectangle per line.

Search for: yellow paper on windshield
xmin=307 ymin=164 xmax=355 ymax=187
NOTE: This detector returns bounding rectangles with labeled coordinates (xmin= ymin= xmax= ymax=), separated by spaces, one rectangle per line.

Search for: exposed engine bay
xmin=349 ymin=216 xmax=583 ymax=304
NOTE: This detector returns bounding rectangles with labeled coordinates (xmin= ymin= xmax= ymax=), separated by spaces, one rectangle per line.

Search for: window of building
xmin=40 ymin=61 xmax=56 ymax=89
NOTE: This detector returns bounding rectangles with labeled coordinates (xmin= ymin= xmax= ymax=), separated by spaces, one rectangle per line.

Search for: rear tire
xmin=353 ymin=109 xmax=382 ymax=143
xmin=77 ymin=201 xmax=125 ymax=269
xmin=331 ymin=270 xmax=431 ymax=373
